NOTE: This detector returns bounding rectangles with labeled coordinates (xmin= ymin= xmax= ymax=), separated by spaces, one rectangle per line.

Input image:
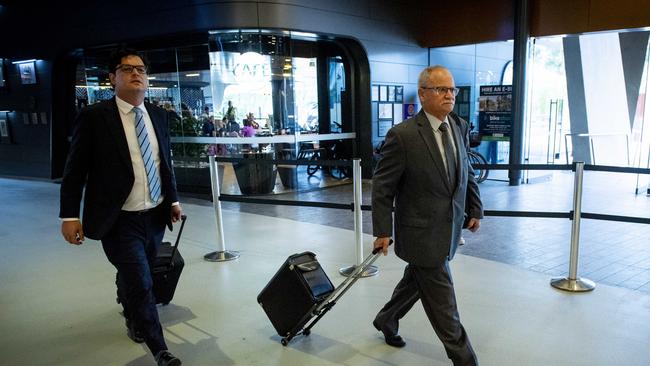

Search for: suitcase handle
xmin=296 ymin=261 xmax=321 ymax=272
xmin=371 ymin=239 xmax=393 ymax=255
xmin=168 ymin=214 xmax=187 ymax=262
xmin=313 ymin=240 xmax=393 ymax=315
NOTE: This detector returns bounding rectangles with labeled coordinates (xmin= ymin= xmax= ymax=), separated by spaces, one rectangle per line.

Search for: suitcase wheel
xmin=281 ymin=338 xmax=288 ymax=346
xmin=303 ymin=329 xmax=310 ymax=336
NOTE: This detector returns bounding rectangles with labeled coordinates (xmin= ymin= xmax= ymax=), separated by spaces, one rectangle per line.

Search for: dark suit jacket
xmin=372 ymin=110 xmax=483 ymax=267
xmin=59 ymin=97 xmax=179 ymax=240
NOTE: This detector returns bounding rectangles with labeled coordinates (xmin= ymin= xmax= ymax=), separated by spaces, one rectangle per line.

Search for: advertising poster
xmin=403 ymin=103 xmax=416 ymax=120
xmin=478 ymin=85 xmax=512 ymax=141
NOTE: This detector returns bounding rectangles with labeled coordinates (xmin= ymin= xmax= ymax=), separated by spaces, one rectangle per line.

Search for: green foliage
xmin=170 ymin=114 xmax=206 ymax=159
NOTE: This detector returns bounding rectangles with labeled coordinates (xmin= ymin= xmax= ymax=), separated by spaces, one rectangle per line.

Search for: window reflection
xmin=75 ymin=29 xmax=356 ymax=195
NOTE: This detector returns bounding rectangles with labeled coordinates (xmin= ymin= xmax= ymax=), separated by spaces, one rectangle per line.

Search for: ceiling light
xmin=12 ymin=59 xmax=37 ymax=64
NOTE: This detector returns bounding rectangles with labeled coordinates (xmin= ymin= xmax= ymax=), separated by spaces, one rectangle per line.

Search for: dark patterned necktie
xmin=133 ymin=107 xmax=161 ymax=202
xmin=439 ymin=122 xmax=457 ymax=187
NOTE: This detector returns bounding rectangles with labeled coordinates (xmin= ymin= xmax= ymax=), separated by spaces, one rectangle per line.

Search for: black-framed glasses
xmin=116 ymin=64 xmax=148 ymax=74
xmin=420 ymin=86 xmax=459 ymax=96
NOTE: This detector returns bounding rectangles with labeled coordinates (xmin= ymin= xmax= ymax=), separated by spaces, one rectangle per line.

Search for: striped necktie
xmin=133 ymin=107 xmax=161 ymax=203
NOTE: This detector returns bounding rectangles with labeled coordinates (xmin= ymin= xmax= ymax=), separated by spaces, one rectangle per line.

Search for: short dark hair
xmin=108 ymin=48 xmax=148 ymax=73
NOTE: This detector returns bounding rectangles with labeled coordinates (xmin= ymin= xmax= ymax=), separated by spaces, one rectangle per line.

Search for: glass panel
xmin=293 ymin=57 xmax=318 ymax=132
xmin=525 ymin=37 xmax=568 ymax=168
xmin=209 ymin=31 xmax=292 ymax=135
xmin=527 ymin=30 xmax=649 ymax=178
xmin=429 ymin=41 xmax=513 ymax=181
xmin=78 ymin=51 xmax=114 ymax=105
xmin=329 ymin=56 xmax=345 ymax=132
xmin=76 ymin=29 xmax=358 ymax=196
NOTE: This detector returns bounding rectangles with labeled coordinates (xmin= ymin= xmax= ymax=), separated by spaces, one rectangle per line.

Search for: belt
xmin=122 ymin=207 xmax=157 ymax=216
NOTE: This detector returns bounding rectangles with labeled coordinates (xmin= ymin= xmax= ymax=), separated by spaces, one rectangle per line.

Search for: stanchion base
xmin=550 ymin=277 xmax=596 ymax=292
xmin=339 ymin=265 xmax=378 ymax=278
xmin=204 ymin=250 xmax=240 ymax=262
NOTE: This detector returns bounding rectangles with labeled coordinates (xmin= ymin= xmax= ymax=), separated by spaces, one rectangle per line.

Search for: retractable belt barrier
xmin=206 ymin=156 xmax=650 ymax=290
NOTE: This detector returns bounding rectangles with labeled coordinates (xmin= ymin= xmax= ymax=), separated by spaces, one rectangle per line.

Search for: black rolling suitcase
xmin=117 ymin=214 xmax=187 ymax=307
xmin=258 ymin=245 xmax=386 ymax=346
xmin=152 ymin=214 xmax=187 ymax=305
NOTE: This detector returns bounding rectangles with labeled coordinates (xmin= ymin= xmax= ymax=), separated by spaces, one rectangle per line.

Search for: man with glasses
xmin=372 ymin=66 xmax=483 ymax=365
xmin=60 ymin=48 xmax=183 ymax=366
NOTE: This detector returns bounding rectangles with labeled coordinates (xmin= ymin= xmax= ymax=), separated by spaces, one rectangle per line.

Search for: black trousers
xmin=101 ymin=209 xmax=167 ymax=355
xmin=374 ymin=262 xmax=478 ymax=366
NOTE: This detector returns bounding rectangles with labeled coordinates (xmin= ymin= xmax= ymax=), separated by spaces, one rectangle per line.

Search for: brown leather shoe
xmin=373 ymin=320 xmax=406 ymax=348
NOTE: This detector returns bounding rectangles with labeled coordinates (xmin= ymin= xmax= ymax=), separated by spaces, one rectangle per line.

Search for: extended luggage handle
xmin=313 ymin=240 xmax=393 ymax=315
xmin=169 ymin=214 xmax=187 ymax=262
xmin=371 ymin=238 xmax=393 ymax=255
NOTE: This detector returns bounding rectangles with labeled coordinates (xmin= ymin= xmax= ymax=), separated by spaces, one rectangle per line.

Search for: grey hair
xmin=417 ymin=65 xmax=450 ymax=88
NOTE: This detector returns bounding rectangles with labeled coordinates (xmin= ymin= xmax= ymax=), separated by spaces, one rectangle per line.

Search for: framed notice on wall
xmin=372 ymin=83 xmax=405 ymax=138
xmin=18 ymin=62 xmax=37 ymax=85
xmin=378 ymin=103 xmax=393 ymax=119
xmin=379 ymin=85 xmax=388 ymax=101
xmin=377 ymin=120 xmax=392 ymax=137
xmin=0 ymin=118 xmax=11 ymax=144
xmin=0 ymin=119 xmax=8 ymax=137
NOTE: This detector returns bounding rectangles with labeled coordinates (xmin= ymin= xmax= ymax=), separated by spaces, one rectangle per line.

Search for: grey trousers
xmin=374 ymin=262 xmax=478 ymax=366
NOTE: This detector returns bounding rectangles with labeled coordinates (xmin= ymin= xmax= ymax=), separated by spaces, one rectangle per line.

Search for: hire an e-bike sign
xmin=478 ymin=85 xmax=512 ymax=141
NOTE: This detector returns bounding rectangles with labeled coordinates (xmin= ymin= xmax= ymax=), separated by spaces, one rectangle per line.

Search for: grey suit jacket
xmin=372 ymin=110 xmax=483 ymax=267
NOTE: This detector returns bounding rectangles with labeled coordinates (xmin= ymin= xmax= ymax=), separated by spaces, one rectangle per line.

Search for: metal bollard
xmin=550 ymin=161 xmax=595 ymax=292
xmin=340 ymin=159 xmax=378 ymax=277
xmin=204 ymin=155 xmax=240 ymax=262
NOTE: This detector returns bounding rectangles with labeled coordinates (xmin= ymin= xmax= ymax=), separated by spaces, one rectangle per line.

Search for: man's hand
xmin=62 ymin=220 xmax=84 ymax=245
xmin=466 ymin=218 xmax=480 ymax=232
xmin=171 ymin=204 xmax=183 ymax=223
xmin=373 ymin=236 xmax=392 ymax=256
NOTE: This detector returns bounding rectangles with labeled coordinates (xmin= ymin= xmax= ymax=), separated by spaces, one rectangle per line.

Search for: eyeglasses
xmin=116 ymin=64 xmax=148 ymax=74
xmin=420 ymin=86 xmax=459 ymax=96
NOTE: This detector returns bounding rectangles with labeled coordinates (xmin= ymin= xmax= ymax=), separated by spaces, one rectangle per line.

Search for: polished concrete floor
xmin=1 ymin=176 xmax=649 ymax=365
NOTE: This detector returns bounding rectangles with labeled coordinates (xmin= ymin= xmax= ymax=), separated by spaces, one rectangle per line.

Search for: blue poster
xmin=403 ymin=103 xmax=416 ymax=120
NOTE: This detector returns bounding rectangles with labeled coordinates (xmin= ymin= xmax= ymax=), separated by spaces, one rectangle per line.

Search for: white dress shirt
xmin=424 ymin=111 xmax=458 ymax=174
xmin=115 ymin=96 xmax=164 ymax=211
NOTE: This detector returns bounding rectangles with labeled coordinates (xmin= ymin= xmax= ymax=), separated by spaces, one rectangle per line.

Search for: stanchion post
xmin=340 ymin=159 xmax=378 ymax=277
xmin=204 ymin=155 xmax=240 ymax=262
xmin=550 ymin=161 xmax=595 ymax=292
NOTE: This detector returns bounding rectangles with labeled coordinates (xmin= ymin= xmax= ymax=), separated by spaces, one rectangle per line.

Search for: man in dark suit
xmin=60 ymin=48 xmax=183 ymax=366
xmin=372 ymin=65 xmax=483 ymax=366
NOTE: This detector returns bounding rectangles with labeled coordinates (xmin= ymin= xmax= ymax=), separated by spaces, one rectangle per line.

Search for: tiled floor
xmin=1 ymin=176 xmax=649 ymax=366
xmin=207 ymin=167 xmax=650 ymax=293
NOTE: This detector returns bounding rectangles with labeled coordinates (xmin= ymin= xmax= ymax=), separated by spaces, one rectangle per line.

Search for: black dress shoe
xmin=125 ymin=319 xmax=145 ymax=343
xmin=155 ymin=351 xmax=182 ymax=366
xmin=373 ymin=320 xmax=406 ymax=348
xmin=384 ymin=334 xmax=406 ymax=347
